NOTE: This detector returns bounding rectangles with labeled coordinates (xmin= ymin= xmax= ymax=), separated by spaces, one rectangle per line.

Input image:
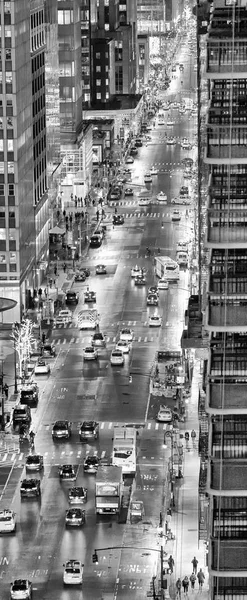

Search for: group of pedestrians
xmin=175 ymin=557 xmax=205 ymax=597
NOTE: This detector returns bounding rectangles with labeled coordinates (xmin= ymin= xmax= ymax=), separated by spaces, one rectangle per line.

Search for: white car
xmin=120 ymin=328 xmax=134 ymax=342
xmin=115 ymin=340 xmax=130 ymax=354
xmin=150 ymin=167 xmax=158 ymax=175
xmin=110 ymin=349 xmax=124 ymax=366
xmin=0 ymin=509 xmax=16 ymax=533
xmin=166 ymin=137 xmax=176 ymax=145
xmin=83 ymin=347 xmax=98 ymax=360
xmin=157 ymin=279 xmax=169 ymax=290
xmin=157 ymin=191 xmax=167 ymax=202
xmin=167 ymin=119 xmax=175 ymax=126
xmin=156 ymin=406 xmax=173 ymax=422
xmin=131 ymin=265 xmax=143 ymax=278
xmin=34 ymin=359 xmax=50 ymax=375
xmin=10 ymin=580 xmax=32 ymax=600
xmin=144 ymin=173 xmax=152 ymax=184
xmin=171 ymin=197 xmax=187 ymax=205
xmin=58 ymin=309 xmax=72 ymax=323
xmin=181 ymin=141 xmax=192 ymax=150
xmin=172 ymin=210 xmax=181 ymax=221
xmin=63 ymin=560 xmax=84 ymax=586
xmin=149 ymin=315 xmax=162 ymax=327
xmin=126 ymin=156 xmax=134 ymax=164
xmin=139 ymin=198 xmax=151 ymax=206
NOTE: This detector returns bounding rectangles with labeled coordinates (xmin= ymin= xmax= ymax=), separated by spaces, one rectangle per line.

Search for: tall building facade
xmin=201 ymin=0 xmax=247 ymax=598
xmin=0 ymin=0 xmax=49 ymax=321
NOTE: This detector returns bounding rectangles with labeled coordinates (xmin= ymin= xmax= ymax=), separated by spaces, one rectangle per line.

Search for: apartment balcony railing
xmin=206 ymin=297 xmax=247 ymax=329
xmin=209 ymin=458 xmax=247 ymax=491
xmin=206 ymin=212 xmax=247 ymax=245
xmin=210 ymin=538 xmax=247 ymax=573
xmin=206 ymin=144 xmax=247 ymax=161
xmin=208 ymin=381 xmax=247 ymax=411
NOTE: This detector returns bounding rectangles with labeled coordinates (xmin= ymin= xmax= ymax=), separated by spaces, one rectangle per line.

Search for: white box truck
xmin=154 ymin=256 xmax=180 ymax=281
xmin=77 ymin=309 xmax=99 ymax=330
xmin=95 ymin=466 xmax=123 ymax=514
xmin=112 ymin=427 xmax=137 ymax=476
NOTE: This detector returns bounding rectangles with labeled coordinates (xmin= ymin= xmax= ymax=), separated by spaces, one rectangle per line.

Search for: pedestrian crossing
xmin=53 ymin=334 xmax=161 ymax=344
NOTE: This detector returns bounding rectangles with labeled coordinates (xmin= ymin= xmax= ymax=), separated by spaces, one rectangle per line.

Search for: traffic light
xmin=92 ymin=551 xmax=98 ymax=564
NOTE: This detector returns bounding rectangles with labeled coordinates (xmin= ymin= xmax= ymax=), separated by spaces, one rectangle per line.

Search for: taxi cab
xmin=0 ymin=509 xmax=16 ymax=533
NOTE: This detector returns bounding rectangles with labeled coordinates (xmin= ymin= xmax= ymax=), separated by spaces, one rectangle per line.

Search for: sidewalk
xmin=163 ymin=359 xmax=209 ymax=600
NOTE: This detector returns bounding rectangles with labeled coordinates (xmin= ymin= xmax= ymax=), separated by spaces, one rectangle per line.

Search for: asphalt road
xmin=0 ymin=30 xmax=197 ymax=600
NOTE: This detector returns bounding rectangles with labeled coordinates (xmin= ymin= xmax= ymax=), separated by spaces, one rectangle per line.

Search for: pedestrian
xmin=42 ymin=332 xmax=46 ymax=344
xmin=75 ymin=198 xmax=77 ymax=208
xmin=191 ymin=556 xmax=198 ymax=574
xmin=190 ymin=573 xmax=196 ymax=591
xmin=182 ymin=576 xmax=189 ymax=596
xmin=69 ymin=214 xmax=73 ymax=224
xmin=63 ymin=209 xmax=66 ymax=219
xmin=96 ymin=210 xmax=99 ymax=221
xmin=176 ymin=578 xmax=182 ymax=599
xmin=168 ymin=555 xmax=174 ymax=573
xmin=115 ymin=207 xmax=118 ymax=214
xmin=197 ymin=569 xmax=205 ymax=591
xmin=38 ymin=288 xmax=42 ymax=297
xmin=56 ymin=209 xmax=60 ymax=221
xmin=54 ymin=265 xmax=57 ymax=276
xmin=49 ymin=278 xmax=53 ymax=288
xmin=63 ymin=262 xmax=66 ymax=273
xmin=3 ymin=383 xmax=8 ymax=399
xmin=185 ymin=431 xmax=190 ymax=441
xmin=191 ymin=429 xmax=196 ymax=442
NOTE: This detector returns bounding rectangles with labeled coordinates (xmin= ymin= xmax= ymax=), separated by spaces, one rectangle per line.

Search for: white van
xmin=77 ymin=309 xmax=99 ymax=330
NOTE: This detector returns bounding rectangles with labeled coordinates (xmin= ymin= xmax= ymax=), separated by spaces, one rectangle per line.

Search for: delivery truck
xmin=112 ymin=427 xmax=137 ymax=476
xmin=154 ymin=256 xmax=180 ymax=282
xmin=95 ymin=466 xmax=123 ymax=514
xmin=77 ymin=309 xmax=99 ymax=329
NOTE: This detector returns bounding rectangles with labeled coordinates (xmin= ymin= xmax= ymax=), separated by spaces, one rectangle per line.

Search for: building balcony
xmin=209 ymin=458 xmax=247 ymax=492
xmin=205 ymin=143 xmax=247 ymax=163
xmin=208 ymin=381 xmax=247 ymax=411
xmin=206 ymin=211 xmax=247 ymax=247
xmin=210 ymin=538 xmax=247 ymax=574
xmin=205 ymin=297 xmax=247 ymax=330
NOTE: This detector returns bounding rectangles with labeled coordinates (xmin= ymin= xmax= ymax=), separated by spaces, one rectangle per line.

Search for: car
xmin=183 ymin=170 xmax=193 ymax=179
xmin=84 ymin=290 xmax=96 ymax=303
xmin=181 ymin=141 xmax=192 ymax=150
xmin=63 ymin=560 xmax=84 ymax=586
xmin=13 ymin=404 xmax=31 ymax=429
xmin=124 ymin=187 xmax=133 ymax=197
xmin=171 ymin=210 xmax=181 ymax=221
xmin=110 ymin=349 xmax=125 ymax=366
xmin=130 ymin=147 xmax=138 ymax=156
xmin=10 ymin=580 xmax=32 ymax=600
xmin=20 ymin=384 xmax=38 ymax=406
xmin=0 ymin=509 xmax=16 ymax=533
xmin=139 ymin=197 xmax=151 ymax=206
xmin=91 ymin=332 xmax=106 ymax=348
xmin=42 ymin=342 xmax=56 ymax=358
xmin=79 ymin=266 xmax=90 ymax=277
xmin=171 ymin=197 xmax=188 ymax=205
xmin=134 ymin=275 xmax=146 ymax=286
xmin=181 ymin=157 xmax=193 ymax=167
xmin=68 ymin=486 xmax=87 ymax=505
xmin=79 ymin=420 xmax=99 ymax=442
xmin=90 ymin=234 xmax=102 ymax=248
xmin=147 ymin=294 xmax=158 ymax=306
xmin=34 ymin=358 xmax=50 ymax=375
xmin=131 ymin=265 xmax=143 ymax=278
xmin=74 ymin=271 xmax=86 ymax=282
xmin=59 ymin=464 xmax=77 ymax=480
xmin=157 ymin=278 xmax=169 ymax=290
xmin=115 ymin=340 xmax=130 ymax=354
xmin=148 ymin=286 xmax=159 ymax=296
xmin=156 ymin=406 xmax=173 ymax=422
xmin=167 ymin=119 xmax=175 ymax=126
xmin=65 ymin=291 xmax=79 ymax=305
xmin=166 ymin=136 xmax=176 ymax=145
xmin=65 ymin=508 xmax=85 ymax=527
xmin=25 ymin=362 xmax=35 ymax=378
xmin=95 ymin=264 xmax=107 ymax=275
xmin=20 ymin=478 xmax=41 ymax=498
xmin=57 ymin=309 xmax=72 ymax=323
xmin=52 ymin=420 xmax=71 ymax=440
xmin=135 ymin=139 xmax=143 ymax=147
xmin=120 ymin=328 xmax=134 ymax=342
xmin=150 ymin=167 xmax=158 ymax=175
xmin=180 ymin=185 xmax=189 ymax=195
xmin=83 ymin=346 xmax=98 ymax=361
xmin=25 ymin=454 xmax=43 ymax=472
xmin=83 ymin=455 xmax=100 ymax=473
xmin=109 ymin=191 xmax=121 ymax=201
xmin=113 ymin=214 xmax=124 ymax=225
xmin=149 ymin=315 xmax=162 ymax=327
xmin=126 ymin=156 xmax=134 ymax=164
xmin=144 ymin=173 xmax=152 ymax=183
xmin=157 ymin=191 xmax=167 ymax=202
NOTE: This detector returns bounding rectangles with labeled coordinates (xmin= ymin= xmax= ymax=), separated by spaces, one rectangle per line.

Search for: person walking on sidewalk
xmin=168 ymin=555 xmax=174 ymax=573
xmin=197 ymin=568 xmax=205 ymax=592
xmin=191 ymin=556 xmax=198 ymax=574
xmin=63 ymin=262 xmax=67 ymax=273
xmin=190 ymin=572 xmax=196 ymax=591
xmin=176 ymin=578 xmax=182 ymax=599
xmin=182 ymin=576 xmax=189 ymax=596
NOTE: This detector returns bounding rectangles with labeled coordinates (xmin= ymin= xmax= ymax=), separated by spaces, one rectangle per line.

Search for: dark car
xmin=25 ymin=454 xmax=43 ymax=472
xmin=20 ymin=384 xmax=38 ymax=407
xmin=74 ymin=271 xmax=86 ymax=282
xmin=135 ymin=139 xmax=143 ymax=147
xmin=79 ymin=421 xmax=99 ymax=442
xmin=13 ymin=405 xmax=31 ymax=429
xmin=84 ymin=290 xmax=96 ymax=303
xmin=80 ymin=267 xmax=90 ymax=277
xmin=134 ymin=275 xmax=146 ymax=286
xmin=20 ymin=478 xmax=41 ymax=498
xmin=65 ymin=508 xmax=85 ymax=527
xmin=52 ymin=420 xmax=71 ymax=440
xmin=124 ymin=188 xmax=134 ymax=196
xmin=90 ymin=234 xmax=102 ymax=248
xmin=68 ymin=486 xmax=87 ymax=505
xmin=59 ymin=464 xmax=77 ymax=480
xmin=91 ymin=332 xmax=106 ymax=348
xmin=65 ymin=291 xmax=78 ymax=305
xmin=83 ymin=455 xmax=100 ymax=473
xmin=130 ymin=147 xmax=138 ymax=156
xmin=146 ymin=294 xmax=159 ymax=306
xmin=113 ymin=215 xmax=124 ymax=225
xmin=42 ymin=342 xmax=56 ymax=358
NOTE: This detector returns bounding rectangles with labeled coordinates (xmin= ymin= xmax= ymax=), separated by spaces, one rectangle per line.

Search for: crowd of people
xmin=173 ymin=557 xmax=205 ymax=597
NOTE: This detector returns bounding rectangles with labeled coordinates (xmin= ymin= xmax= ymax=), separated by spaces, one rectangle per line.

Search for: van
xmin=20 ymin=384 xmax=39 ymax=407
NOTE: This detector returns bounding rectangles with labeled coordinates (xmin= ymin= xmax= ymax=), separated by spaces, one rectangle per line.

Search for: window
xmin=105 ymin=24 xmax=109 ymax=30
xmin=7 ymin=140 xmax=13 ymax=151
xmin=96 ymin=66 xmax=101 ymax=72
xmin=8 ymin=183 xmax=14 ymax=196
xmin=96 ymin=52 xmax=101 ymax=59
xmin=96 ymin=92 xmax=101 ymax=100
xmin=96 ymin=79 xmax=101 ymax=86
xmin=4 ymin=1 xmax=11 ymax=13
xmin=58 ymin=10 xmax=74 ymax=24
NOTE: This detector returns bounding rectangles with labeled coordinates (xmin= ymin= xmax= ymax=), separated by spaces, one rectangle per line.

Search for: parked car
xmin=42 ymin=342 xmax=56 ymax=358
xmin=156 ymin=406 xmax=173 ymax=422
xmin=65 ymin=291 xmax=78 ymax=305
xmin=34 ymin=359 xmax=50 ymax=375
xmin=0 ymin=509 xmax=16 ymax=533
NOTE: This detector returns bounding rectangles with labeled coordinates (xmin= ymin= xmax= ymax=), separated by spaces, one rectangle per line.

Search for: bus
xmin=112 ymin=427 xmax=136 ymax=476
xmin=154 ymin=256 xmax=180 ymax=282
